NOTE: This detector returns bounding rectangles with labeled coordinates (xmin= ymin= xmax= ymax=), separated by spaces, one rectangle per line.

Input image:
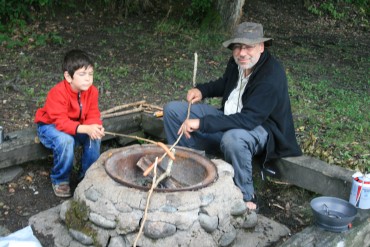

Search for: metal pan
xmin=310 ymin=196 xmax=357 ymax=232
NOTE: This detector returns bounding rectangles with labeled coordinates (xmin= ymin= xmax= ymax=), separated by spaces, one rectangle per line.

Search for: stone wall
xmin=60 ymin=147 xmax=261 ymax=247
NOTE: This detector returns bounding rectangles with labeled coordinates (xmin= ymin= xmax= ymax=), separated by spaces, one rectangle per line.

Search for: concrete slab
xmin=275 ymin=156 xmax=353 ymax=200
xmin=0 ymin=165 xmax=23 ymax=184
xmin=279 ymin=209 xmax=370 ymax=247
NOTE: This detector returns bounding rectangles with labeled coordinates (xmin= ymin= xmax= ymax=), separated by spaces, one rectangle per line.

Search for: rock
xmin=69 ymin=229 xmax=94 ymax=245
xmin=158 ymin=205 xmax=177 ymax=213
xmin=234 ymin=215 xmax=290 ymax=247
xmin=219 ymin=226 xmax=237 ymax=246
xmin=108 ymin=236 xmax=130 ymax=247
xmin=200 ymin=193 xmax=215 ymax=206
xmin=59 ymin=200 xmax=71 ymax=222
xmin=212 ymin=159 xmax=234 ymax=177
xmin=230 ymin=199 xmax=247 ymax=216
xmin=85 ymin=188 xmax=101 ymax=202
xmin=242 ymin=211 xmax=258 ymax=229
xmin=199 ymin=213 xmax=219 ymax=233
xmin=89 ymin=212 xmax=116 ymax=229
xmin=143 ymin=221 xmax=176 ymax=239
xmin=0 ymin=166 xmax=23 ymax=184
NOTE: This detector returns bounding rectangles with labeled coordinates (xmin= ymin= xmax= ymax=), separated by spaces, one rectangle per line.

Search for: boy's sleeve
xmin=83 ymin=86 xmax=102 ymax=125
xmin=45 ymin=88 xmax=80 ymax=135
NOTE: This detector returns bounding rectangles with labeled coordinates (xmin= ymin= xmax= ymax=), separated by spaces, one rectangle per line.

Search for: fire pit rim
xmin=104 ymin=144 xmax=218 ymax=192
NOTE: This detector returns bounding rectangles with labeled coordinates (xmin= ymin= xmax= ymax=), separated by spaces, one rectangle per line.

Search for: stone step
xmin=278 ymin=208 xmax=370 ymax=247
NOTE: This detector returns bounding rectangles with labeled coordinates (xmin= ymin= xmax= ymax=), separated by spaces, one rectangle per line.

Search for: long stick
xmin=133 ymin=157 xmax=159 ymax=247
xmin=193 ymin=52 xmax=198 ymax=87
xmin=133 ymin=149 xmax=176 ymax=247
xmin=104 ymin=131 xmax=175 ymax=161
xmin=140 ymin=52 xmax=197 ymax=176
xmin=101 ymin=100 xmax=146 ymax=115
xmin=133 ymin=52 xmax=197 ymax=246
xmin=101 ymin=106 xmax=143 ymax=119
xmin=105 ymin=131 xmax=156 ymax=144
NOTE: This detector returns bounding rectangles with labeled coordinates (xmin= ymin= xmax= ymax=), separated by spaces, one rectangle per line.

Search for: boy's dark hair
xmin=62 ymin=49 xmax=94 ymax=78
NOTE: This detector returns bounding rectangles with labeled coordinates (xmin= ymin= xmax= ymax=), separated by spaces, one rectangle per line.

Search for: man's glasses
xmin=232 ymin=44 xmax=257 ymax=52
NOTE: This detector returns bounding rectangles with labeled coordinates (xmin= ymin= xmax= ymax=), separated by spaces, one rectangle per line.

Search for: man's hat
xmin=223 ymin=22 xmax=272 ymax=49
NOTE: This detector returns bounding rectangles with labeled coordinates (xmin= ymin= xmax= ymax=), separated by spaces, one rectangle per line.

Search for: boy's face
xmin=64 ymin=66 xmax=94 ymax=92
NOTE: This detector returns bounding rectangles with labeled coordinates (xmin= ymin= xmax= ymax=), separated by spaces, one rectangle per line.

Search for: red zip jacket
xmin=34 ymin=79 xmax=102 ymax=135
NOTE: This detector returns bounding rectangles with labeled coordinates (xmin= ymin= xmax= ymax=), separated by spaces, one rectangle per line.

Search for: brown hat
xmin=222 ymin=22 xmax=272 ymax=49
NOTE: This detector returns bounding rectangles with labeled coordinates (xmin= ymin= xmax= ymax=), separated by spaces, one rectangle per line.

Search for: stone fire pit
xmin=59 ymin=144 xmax=259 ymax=247
xmin=104 ymin=144 xmax=218 ymax=192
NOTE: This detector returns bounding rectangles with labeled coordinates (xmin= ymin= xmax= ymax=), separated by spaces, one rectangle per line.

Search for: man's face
xmin=232 ymin=43 xmax=264 ymax=70
xmin=64 ymin=66 xmax=94 ymax=92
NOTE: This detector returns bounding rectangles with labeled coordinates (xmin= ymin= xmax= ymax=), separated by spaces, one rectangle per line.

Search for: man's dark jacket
xmin=196 ymin=50 xmax=302 ymax=161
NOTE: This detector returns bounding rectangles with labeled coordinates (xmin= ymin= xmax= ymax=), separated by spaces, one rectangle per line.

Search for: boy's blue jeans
xmin=37 ymin=124 xmax=101 ymax=185
xmin=163 ymin=101 xmax=268 ymax=202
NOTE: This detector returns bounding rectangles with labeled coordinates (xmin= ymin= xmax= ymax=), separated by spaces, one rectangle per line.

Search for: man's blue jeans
xmin=163 ymin=101 xmax=268 ymax=201
xmin=37 ymin=124 xmax=101 ymax=185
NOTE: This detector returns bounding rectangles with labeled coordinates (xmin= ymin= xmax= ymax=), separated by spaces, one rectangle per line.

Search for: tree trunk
xmin=216 ymin=0 xmax=245 ymax=31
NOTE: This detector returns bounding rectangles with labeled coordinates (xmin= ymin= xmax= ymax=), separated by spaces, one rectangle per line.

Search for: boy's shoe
xmin=52 ymin=182 xmax=71 ymax=198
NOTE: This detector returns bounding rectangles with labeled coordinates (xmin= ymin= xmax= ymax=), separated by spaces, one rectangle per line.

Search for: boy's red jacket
xmin=34 ymin=80 xmax=102 ymax=135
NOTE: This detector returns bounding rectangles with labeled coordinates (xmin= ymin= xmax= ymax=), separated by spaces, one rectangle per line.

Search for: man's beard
xmin=234 ymin=55 xmax=258 ymax=70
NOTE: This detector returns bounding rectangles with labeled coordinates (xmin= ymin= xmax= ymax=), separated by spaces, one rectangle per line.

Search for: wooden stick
xmin=193 ymin=52 xmax=198 ymax=87
xmin=100 ymin=100 xmax=146 ymax=115
xmin=105 ymin=131 xmax=156 ymax=144
xmin=133 ymin=149 xmax=176 ymax=247
xmin=101 ymin=106 xmax=143 ymax=119
xmin=133 ymin=157 xmax=159 ymax=247
xmin=104 ymin=131 xmax=175 ymax=161
xmin=142 ymin=103 xmax=163 ymax=111
xmin=272 ymin=203 xmax=285 ymax=210
xmin=142 ymin=102 xmax=191 ymax=176
xmin=134 ymin=52 xmax=196 ymax=245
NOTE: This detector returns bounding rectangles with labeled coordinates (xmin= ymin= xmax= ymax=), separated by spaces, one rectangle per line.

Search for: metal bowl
xmin=310 ymin=196 xmax=357 ymax=232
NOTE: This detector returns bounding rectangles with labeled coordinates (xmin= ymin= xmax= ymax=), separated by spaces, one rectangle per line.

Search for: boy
xmin=35 ymin=49 xmax=105 ymax=197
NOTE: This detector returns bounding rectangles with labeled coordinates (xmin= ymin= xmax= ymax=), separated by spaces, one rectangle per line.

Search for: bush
xmin=305 ymin=0 xmax=369 ymax=21
xmin=0 ymin=0 xmax=52 ymax=24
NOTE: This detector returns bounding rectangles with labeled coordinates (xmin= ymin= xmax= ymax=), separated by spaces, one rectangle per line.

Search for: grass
xmin=281 ymin=38 xmax=369 ymax=171
xmin=289 ymin=75 xmax=369 ymax=170
xmin=0 ymin=7 xmax=368 ymax=174
xmin=150 ymin=20 xmax=370 ymax=172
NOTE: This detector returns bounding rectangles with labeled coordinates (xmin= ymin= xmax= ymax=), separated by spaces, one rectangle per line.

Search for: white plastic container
xmin=349 ymin=172 xmax=370 ymax=209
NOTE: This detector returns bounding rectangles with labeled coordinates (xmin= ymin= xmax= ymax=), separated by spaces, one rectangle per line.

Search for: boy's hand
xmin=78 ymin=124 xmax=105 ymax=140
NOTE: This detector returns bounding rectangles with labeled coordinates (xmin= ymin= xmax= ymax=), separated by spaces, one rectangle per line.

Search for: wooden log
xmin=136 ymin=156 xmax=184 ymax=189
xmin=141 ymin=113 xmax=166 ymax=140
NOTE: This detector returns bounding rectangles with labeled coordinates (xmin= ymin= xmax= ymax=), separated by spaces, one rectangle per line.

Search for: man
xmin=163 ymin=22 xmax=302 ymax=210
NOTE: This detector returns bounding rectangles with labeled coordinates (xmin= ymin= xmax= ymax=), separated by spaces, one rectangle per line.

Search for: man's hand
xmin=178 ymin=119 xmax=200 ymax=139
xmin=78 ymin=124 xmax=105 ymax=140
xmin=187 ymin=88 xmax=202 ymax=104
